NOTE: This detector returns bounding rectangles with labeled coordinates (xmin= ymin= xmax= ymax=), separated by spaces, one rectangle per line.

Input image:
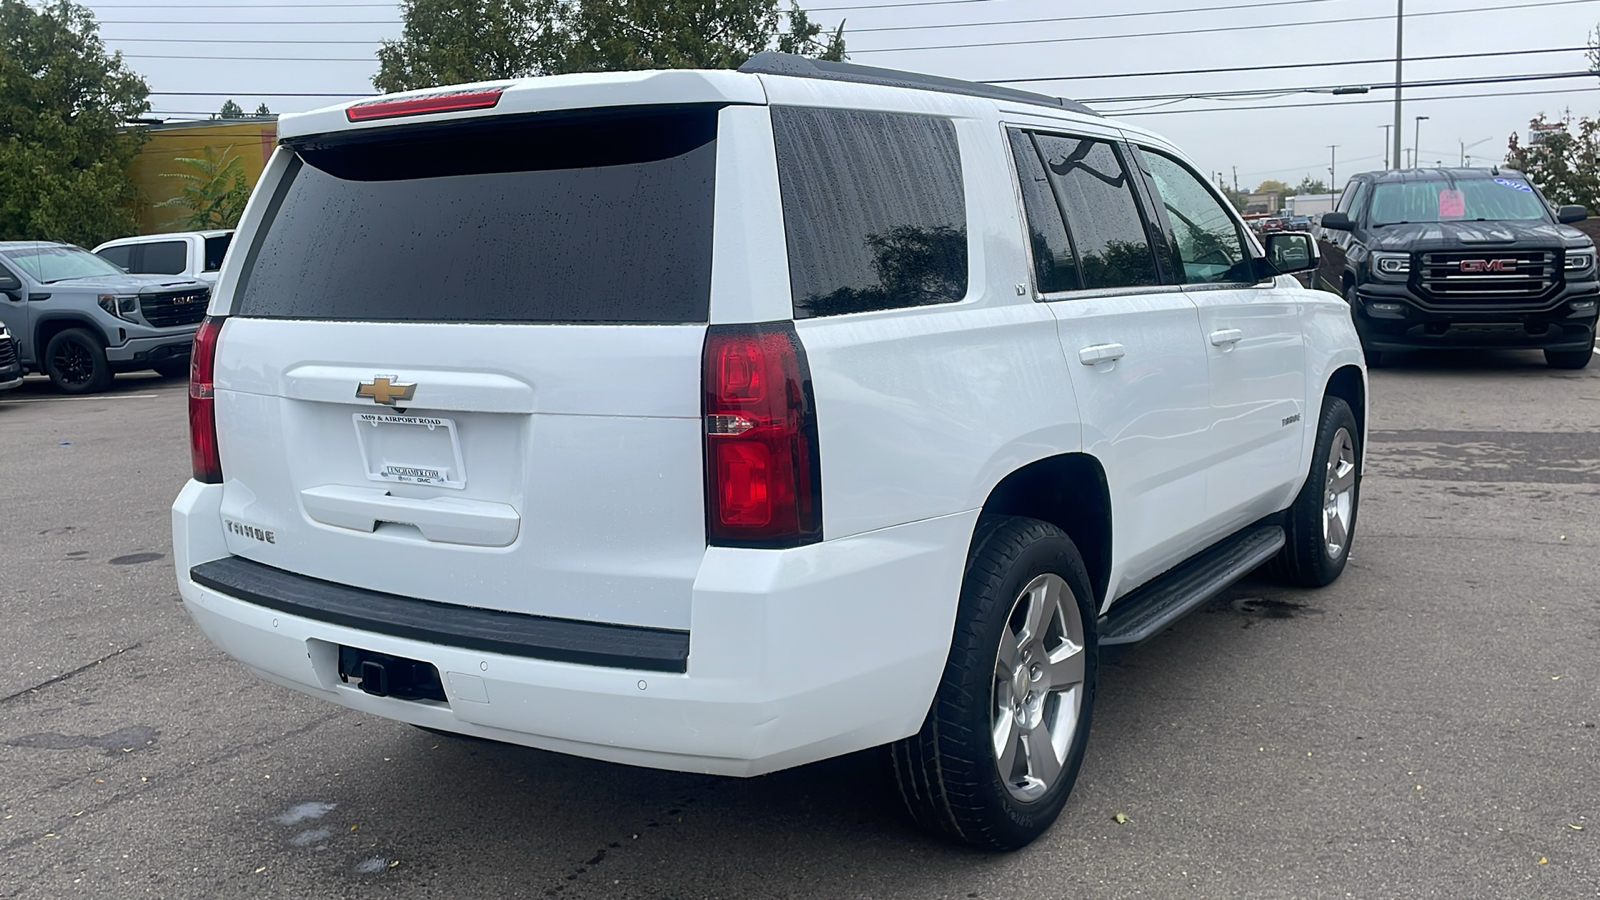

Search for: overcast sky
xmin=87 ymin=0 xmax=1600 ymax=191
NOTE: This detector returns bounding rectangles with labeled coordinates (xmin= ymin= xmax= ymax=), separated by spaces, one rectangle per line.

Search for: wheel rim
xmin=1323 ymin=427 xmax=1357 ymax=560
xmin=51 ymin=339 xmax=94 ymax=386
xmin=991 ymin=572 xmax=1086 ymax=803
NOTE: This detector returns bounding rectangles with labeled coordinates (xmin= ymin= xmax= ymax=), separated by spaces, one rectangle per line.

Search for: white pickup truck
xmin=94 ymin=230 xmax=234 ymax=287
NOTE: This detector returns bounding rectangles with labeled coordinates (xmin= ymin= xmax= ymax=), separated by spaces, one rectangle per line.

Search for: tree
xmin=154 ymin=146 xmax=252 ymax=229
xmin=0 ymin=0 xmax=150 ymax=245
xmin=216 ymin=98 xmax=245 ymax=119
xmin=1295 ymin=176 xmax=1328 ymax=195
xmin=1505 ymin=113 xmax=1600 ymax=210
xmin=375 ymin=0 xmax=845 ymax=93
xmin=1219 ymin=184 xmax=1248 ymax=212
xmin=1254 ymin=179 xmax=1290 ymax=194
xmin=254 ymin=102 xmax=272 ymax=117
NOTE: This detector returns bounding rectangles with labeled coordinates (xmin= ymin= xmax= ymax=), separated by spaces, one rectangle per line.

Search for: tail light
xmin=189 ymin=316 xmax=225 ymax=484
xmin=702 ymin=323 xmax=822 ymax=547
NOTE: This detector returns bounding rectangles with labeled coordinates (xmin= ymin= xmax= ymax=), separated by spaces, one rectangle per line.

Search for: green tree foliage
xmin=254 ymin=102 xmax=272 ymax=116
xmin=1219 ymin=184 xmax=1248 ymax=213
xmin=217 ymin=98 xmax=245 ymax=119
xmin=1254 ymin=179 xmax=1290 ymax=194
xmin=1295 ymin=176 xmax=1328 ymax=195
xmin=375 ymin=0 xmax=845 ymax=93
xmin=0 ymin=0 xmax=150 ymax=245
xmin=1505 ymin=114 xmax=1600 ymax=210
xmin=154 ymin=146 xmax=251 ymax=230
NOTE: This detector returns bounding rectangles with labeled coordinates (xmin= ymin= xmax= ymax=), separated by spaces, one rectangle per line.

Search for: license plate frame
xmin=351 ymin=412 xmax=466 ymax=489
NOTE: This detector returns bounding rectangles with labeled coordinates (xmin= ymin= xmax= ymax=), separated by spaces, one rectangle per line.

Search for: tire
xmin=1269 ymin=396 xmax=1361 ymax=587
xmin=44 ymin=328 xmax=113 ymax=394
xmin=1544 ymin=347 xmax=1593 ymax=370
xmin=152 ymin=358 xmax=190 ymax=379
xmin=890 ymin=515 xmax=1097 ymax=850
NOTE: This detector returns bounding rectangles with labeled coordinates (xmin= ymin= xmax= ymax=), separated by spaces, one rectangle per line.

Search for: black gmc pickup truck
xmin=1317 ymin=167 xmax=1596 ymax=369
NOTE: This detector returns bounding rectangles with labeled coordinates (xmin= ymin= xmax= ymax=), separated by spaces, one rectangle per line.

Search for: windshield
xmin=1369 ymin=178 xmax=1550 ymax=225
xmin=6 ymin=244 xmax=128 ymax=283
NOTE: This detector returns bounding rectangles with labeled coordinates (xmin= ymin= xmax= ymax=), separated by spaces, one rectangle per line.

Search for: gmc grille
xmin=141 ymin=290 xmax=210 ymax=328
xmin=0 ymin=335 xmax=16 ymax=368
xmin=1415 ymin=250 xmax=1560 ymax=306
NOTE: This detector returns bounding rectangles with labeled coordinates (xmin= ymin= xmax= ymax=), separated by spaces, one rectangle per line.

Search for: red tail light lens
xmin=703 ymin=324 xmax=822 ymax=547
xmin=189 ymin=316 xmax=224 ymax=484
xmin=346 ymin=87 xmax=504 ymax=122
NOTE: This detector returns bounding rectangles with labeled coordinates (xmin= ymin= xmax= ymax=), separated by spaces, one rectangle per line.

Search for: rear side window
xmin=203 ymin=235 xmax=231 ymax=272
xmin=1009 ymin=130 xmax=1079 ymax=293
xmin=97 ymin=245 xmax=132 ymax=270
xmin=771 ymin=107 xmax=968 ymax=318
xmin=1029 ymin=134 xmax=1158 ymax=290
xmin=235 ymin=106 xmax=720 ymax=323
xmin=138 ymin=240 xmax=188 ymax=275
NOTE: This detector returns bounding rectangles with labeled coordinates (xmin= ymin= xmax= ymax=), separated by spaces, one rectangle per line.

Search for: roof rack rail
xmin=738 ymin=52 xmax=1099 ymax=117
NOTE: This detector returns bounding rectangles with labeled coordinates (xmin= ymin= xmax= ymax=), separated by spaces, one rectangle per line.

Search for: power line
xmin=983 ymin=46 xmax=1590 ymax=85
xmin=847 ymin=0 xmax=1600 ymax=54
xmin=93 ymin=0 xmax=1343 ymax=33
xmin=1082 ymin=69 xmax=1597 ymax=103
xmin=1103 ymin=84 xmax=1600 ymax=117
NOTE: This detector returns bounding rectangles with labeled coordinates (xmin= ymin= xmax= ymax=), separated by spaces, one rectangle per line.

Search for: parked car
xmin=1287 ymin=215 xmax=1312 ymax=231
xmin=1319 ymin=167 xmax=1596 ymax=368
xmin=94 ymin=230 xmax=235 ymax=287
xmin=171 ymin=55 xmax=1365 ymax=849
xmin=0 ymin=242 xmax=210 ymax=392
xmin=0 ymin=321 xmax=22 ymax=391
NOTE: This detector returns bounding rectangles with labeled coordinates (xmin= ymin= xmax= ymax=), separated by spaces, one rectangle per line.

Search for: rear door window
xmin=235 ymin=106 xmax=720 ymax=323
xmin=771 ymin=107 xmax=968 ymax=318
xmin=1027 ymin=133 xmax=1159 ymax=290
xmin=1008 ymin=130 xmax=1080 ymax=293
xmin=138 ymin=240 xmax=189 ymax=275
xmin=203 ymin=235 xmax=232 ymax=272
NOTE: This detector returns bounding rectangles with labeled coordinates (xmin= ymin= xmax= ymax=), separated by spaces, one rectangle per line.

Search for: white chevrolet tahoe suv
xmin=171 ymin=55 xmax=1366 ymax=850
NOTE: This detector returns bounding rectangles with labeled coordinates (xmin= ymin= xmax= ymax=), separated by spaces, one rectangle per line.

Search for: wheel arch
xmin=34 ymin=314 xmax=107 ymax=360
xmin=1322 ymin=364 xmax=1366 ymax=448
xmin=977 ymin=452 xmax=1112 ymax=608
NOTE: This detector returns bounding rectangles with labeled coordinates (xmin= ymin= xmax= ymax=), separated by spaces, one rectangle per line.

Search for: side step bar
xmin=1098 ymin=525 xmax=1286 ymax=647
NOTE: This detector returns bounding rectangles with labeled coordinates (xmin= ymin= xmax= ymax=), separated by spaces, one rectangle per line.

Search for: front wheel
xmin=1270 ymin=396 xmax=1361 ymax=587
xmin=1545 ymin=347 xmax=1593 ymax=370
xmin=890 ymin=516 xmax=1096 ymax=850
xmin=44 ymin=328 xmax=113 ymax=394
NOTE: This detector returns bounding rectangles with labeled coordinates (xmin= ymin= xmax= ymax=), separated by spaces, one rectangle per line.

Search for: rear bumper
xmin=173 ymin=480 xmax=973 ymax=777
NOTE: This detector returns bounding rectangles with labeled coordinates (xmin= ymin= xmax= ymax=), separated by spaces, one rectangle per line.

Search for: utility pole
xmin=1414 ymin=115 xmax=1429 ymax=170
xmin=1380 ymin=124 xmax=1392 ymax=169
xmin=1232 ymin=166 xmax=1239 ymax=192
xmin=1328 ymin=145 xmax=1338 ymax=198
xmin=1392 ymin=0 xmax=1404 ymax=172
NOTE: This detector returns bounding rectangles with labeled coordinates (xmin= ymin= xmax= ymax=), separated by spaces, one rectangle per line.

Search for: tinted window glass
xmin=1032 ymin=134 xmax=1157 ymax=289
xmin=236 ymin=106 xmax=719 ymax=323
xmin=1008 ymin=130 xmax=1079 ymax=293
xmin=772 ymin=107 xmax=967 ymax=318
xmin=138 ymin=240 xmax=188 ymax=275
xmin=97 ymin=245 xmax=133 ymax=270
xmin=1336 ymin=180 xmax=1361 ymax=214
xmin=203 ymin=235 xmax=232 ymax=272
xmin=1140 ymin=149 xmax=1249 ymax=284
xmin=1369 ymin=178 xmax=1549 ymax=225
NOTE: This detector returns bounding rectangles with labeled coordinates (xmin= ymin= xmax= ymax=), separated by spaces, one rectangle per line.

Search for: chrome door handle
xmin=1077 ymin=343 xmax=1126 ymax=365
xmin=1209 ymin=328 xmax=1244 ymax=347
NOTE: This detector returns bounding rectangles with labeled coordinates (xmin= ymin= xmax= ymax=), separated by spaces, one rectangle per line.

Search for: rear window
xmin=235 ymin=106 xmax=720 ymax=324
xmin=203 ymin=235 xmax=231 ymax=272
xmin=771 ymin=107 xmax=968 ymax=318
xmin=138 ymin=240 xmax=188 ymax=275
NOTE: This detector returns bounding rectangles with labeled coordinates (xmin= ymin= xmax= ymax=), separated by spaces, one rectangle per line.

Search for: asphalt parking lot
xmin=2 ymin=349 xmax=1597 ymax=899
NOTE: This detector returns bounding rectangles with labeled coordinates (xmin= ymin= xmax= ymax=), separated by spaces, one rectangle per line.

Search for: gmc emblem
xmin=1460 ymin=259 xmax=1517 ymax=273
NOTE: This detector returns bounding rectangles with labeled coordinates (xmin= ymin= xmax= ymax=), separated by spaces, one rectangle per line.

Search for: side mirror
xmin=0 ymin=269 xmax=21 ymax=300
xmin=1558 ymin=205 xmax=1588 ymax=224
xmin=1263 ymin=231 xmax=1319 ymax=274
xmin=1320 ymin=211 xmax=1353 ymax=232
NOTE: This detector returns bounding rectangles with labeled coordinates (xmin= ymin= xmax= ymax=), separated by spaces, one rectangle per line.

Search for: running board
xmin=1098 ymin=525 xmax=1286 ymax=647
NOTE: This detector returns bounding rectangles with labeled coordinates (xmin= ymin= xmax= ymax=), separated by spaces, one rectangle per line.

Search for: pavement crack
xmin=543 ymin=793 xmax=704 ymax=896
xmin=0 ymin=643 xmax=143 ymax=706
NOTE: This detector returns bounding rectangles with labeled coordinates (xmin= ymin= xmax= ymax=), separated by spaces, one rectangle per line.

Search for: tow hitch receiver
xmin=337 ymin=646 xmax=447 ymax=702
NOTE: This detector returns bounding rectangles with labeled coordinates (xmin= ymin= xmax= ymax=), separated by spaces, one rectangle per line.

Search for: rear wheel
xmin=1270 ymin=396 xmax=1360 ymax=587
xmin=890 ymin=516 xmax=1096 ymax=850
xmin=1544 ymin=347 xmax=1593 ymax=370
xmin=44 ymin=328 xmax=113 ymax=394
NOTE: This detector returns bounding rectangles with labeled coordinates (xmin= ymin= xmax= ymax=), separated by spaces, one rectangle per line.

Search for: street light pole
xmin=1392 ymin=0 xmax=1404 ymax=171
xmin=1414 ymin=115 xmax=1429 ymax=170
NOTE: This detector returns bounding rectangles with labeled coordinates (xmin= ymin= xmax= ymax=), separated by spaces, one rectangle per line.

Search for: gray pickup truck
xmin=0 ymin=241 xmax=210 ymax=393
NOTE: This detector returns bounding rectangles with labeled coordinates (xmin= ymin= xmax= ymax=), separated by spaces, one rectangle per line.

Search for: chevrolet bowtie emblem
xmin=356 ymin=376 xmax=416 ymax=406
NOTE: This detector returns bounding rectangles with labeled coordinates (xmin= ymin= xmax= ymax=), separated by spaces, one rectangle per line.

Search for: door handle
xmin=1209 ymin=328 xmax=1244 ymax=347
xmin=1077 ymin=343 xmax=1126 ymax=365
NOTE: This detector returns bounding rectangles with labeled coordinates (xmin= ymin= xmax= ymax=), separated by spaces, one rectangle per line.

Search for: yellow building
xmin=127 ymin=117 xmax=278 ymax=235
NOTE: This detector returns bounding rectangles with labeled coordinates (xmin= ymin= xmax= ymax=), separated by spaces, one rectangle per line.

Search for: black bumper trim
xmin=190 ymin=556 xmax=690 ymax=673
